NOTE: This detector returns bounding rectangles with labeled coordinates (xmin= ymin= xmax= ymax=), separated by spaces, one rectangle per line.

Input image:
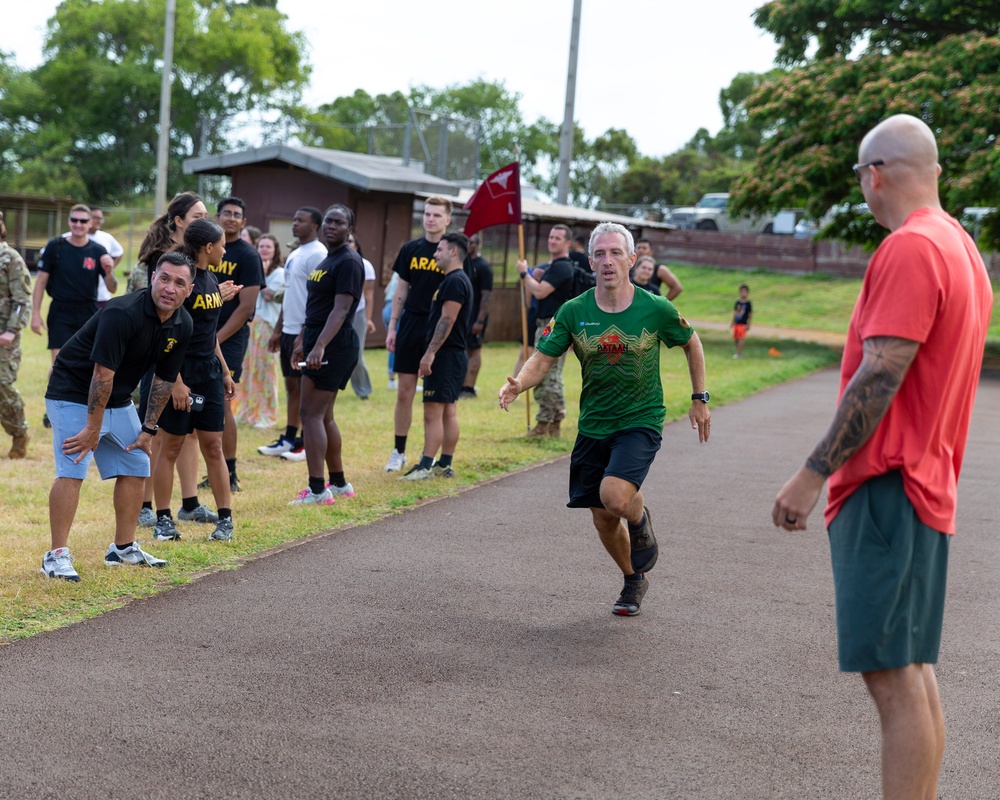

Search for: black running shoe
xmin=613 ymin=575 xmax=649 ymax=616
xmin=629 ymin=505 xmax=658 ymax=574
xmin=197 ymin=475 xmax=210 ymax=491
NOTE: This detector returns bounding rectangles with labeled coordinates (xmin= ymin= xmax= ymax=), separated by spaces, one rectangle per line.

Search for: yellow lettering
xmin=210 ymin=261 xmax=238 ymax=277
xmin=191 ymin=291 xmax=222 ymax=310
xmin=309 ymin=269 xmax=328 ymax=282
xmin=408 ymin=256 xmax=441 ymax=273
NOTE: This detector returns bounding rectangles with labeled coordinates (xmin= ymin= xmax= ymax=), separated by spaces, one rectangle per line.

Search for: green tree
xmin=1 ymin=0 xmax=308 ymax=202
xmin=297 ymin=79 xmax=560 ymax=185
xmin=731 ymin=2 xmax=1000 ymax=248
xmin=754 ymin=0 xmax=1000 ymax=63
xmin=714 ymin=70 xmax=785 ymax=159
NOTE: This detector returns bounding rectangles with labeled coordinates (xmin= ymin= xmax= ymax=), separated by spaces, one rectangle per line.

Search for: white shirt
xmin=355 ymin=257 xmax=376 ymax=315
xmin=281 ymin=238 xmax=328 ymax=335
xmin=255 ymin=266 xmax=285 ymax=328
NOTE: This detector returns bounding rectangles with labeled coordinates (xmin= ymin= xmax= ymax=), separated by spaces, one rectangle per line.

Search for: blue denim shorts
xmin=46 ymin=398 xmax=150 ymax=480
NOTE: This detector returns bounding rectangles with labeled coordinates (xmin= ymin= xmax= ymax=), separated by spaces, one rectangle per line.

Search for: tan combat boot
xmin=527 ymin=421 xmax=551 ymax=438
xmin=548 ymin=421 xmax=561 ymax=438
xmin=9 ymin=432 xmax=28 ymax=459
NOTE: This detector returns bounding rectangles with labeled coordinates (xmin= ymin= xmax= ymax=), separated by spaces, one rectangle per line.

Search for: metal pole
xmin=437 ymin=120 xmax=448 ymax=179
xmin=556 ymin=0 xmax=582 ymax=204
xmin=154 ymin=0 xmax=177 ymax=215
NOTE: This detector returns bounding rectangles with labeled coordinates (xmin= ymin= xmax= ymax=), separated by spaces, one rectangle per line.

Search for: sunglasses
xmin=852 ymin=159 xmax=885 ymax=179
xmin=69 ymin=217 xmax=91 ymax=224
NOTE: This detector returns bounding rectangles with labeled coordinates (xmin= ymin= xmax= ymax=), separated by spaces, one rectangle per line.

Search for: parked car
xmin=960 ymin=206 xmax=995 ymax=240
xmin=671 ymin=193 xmax=796 ymax=234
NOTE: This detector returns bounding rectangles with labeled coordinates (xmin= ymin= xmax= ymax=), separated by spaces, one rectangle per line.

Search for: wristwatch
xmin=691 ymin=391 xmax=710 ymax=403
xmin=141 ymin=424 xmax=159 ymax=436
xmin=519 ymin=272 xmax=527 ymax=281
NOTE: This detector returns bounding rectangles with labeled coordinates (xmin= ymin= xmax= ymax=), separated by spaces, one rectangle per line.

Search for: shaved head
xmin=857 ymin=114 xmax=942 ymax=230
xmin=859 ymin=114 xmax=939 ymax=177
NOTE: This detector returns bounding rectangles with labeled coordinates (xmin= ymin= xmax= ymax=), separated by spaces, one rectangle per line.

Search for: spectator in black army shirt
xmin=40 ymin=253 xmax=195 ymax=583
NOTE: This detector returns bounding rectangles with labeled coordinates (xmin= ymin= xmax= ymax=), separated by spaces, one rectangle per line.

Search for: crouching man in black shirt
xmin=40 ymin=253 xmax=195 ymax=582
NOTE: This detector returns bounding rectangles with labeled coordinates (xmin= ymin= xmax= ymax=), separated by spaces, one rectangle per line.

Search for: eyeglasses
xmin=69 ymin=217 xmax=91 ymax=224
xmin=219 ymin=210 xmax=244 ymax=220
xmin=852 ymin=159 xmax=885 ymax=178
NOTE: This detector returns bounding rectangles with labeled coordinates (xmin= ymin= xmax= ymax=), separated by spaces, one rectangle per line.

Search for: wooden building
xmin=0 ymin=192 xmax=80 ymax=268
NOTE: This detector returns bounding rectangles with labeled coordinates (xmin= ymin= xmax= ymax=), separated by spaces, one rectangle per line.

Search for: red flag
xmin=463 ymin=162 xmax=522 ymax=236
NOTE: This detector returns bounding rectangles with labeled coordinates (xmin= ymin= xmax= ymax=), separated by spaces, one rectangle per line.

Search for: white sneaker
xmin=41 ymin=547 xmax=80 ymax=582
xmin=326 ymin=482 xmax=356 ymax=498
xmin=387 ymin=379 xmax=398 ymax=390
xmin=398 ymin=465 xmax=433 ymax=481
xmin=104 ymin=542 xmax=168 ymax=568
xmin=258 ymin=436 xmax=295 ymax=457
xmin=384 ymin=449 xmax=406 ymax=472
xmin=288 ymin=488 xmax=335 ymax=506
xmin=280 ymin=447 xmax=307 ymax=462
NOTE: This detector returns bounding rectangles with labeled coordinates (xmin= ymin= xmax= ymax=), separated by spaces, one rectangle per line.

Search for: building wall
xmin=226 ymin=165 xmax=424 ymax=345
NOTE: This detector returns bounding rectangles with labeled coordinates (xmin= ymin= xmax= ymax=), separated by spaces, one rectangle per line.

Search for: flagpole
xmin=518 ymin=223 xmax=531 ymax=432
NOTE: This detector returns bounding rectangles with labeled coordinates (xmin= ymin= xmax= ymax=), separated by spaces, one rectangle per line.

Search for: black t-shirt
xmin=426 ymin=269 xmax=474 ymax=352
xmin=304 ymin=245 xmax=364 ymax=328
xmin=45 ymin=289 xmax=192 ymax=408
xmin=569 ymin=250 xmax=589 ymax=271
xmin=469 ymin=255 xmax=493 ymax=323
xmin=393 ymin=237 xmax=445 ymax=316
xmin=536 ymin=257 xmax=575 ymax=319
xmin=38 ymin=236 xmax=108 ymax=307
xmin=209 ymin=237 xmax=265 ymax=330
xmin=733 ymin=299 xmax=753 ymax=325
xmin=184 ymin=267 xmax=223 ymax=359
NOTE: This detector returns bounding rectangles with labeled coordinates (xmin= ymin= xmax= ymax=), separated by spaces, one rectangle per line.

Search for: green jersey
xmin=535 ymin=287 xmax=694 ymax=439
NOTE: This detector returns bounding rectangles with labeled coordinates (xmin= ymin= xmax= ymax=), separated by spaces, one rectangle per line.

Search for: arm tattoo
xmin=87 ymin=375 xmax=113 ymax=416
xmin=145 ymin=377 xmax=173 ymax=425
xmin=426 ymin=315 xmax=453 ymax=354
xmin=807 ymin=336 xmax=919 ymax=477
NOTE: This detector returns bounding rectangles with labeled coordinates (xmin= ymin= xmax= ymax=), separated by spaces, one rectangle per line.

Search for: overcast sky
xmin=6 ymin=0 xmax=780 ymax=159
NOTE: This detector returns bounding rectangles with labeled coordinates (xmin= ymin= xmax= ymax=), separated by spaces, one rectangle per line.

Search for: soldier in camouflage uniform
xmin=0 ymin=211 xmax=32 ymax=458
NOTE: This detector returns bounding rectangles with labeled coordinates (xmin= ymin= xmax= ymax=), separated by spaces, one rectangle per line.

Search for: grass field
xmin=4 ymin=258 xmax=995 ymax=642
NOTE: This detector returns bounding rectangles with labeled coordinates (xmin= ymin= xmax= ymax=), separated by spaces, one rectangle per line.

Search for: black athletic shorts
xmin=301 ymin=324 xmax=358 ymax=393
xmin=219 ymin=325 xmax=251 ymax=383
xmin=158 ymin=356 xmax=226 ymax=436
xmin=48 ymin=300 xmax=97 ymax=351
xmin=279 ymin=331 xmax=301 ymax=379
xmin=568 ymin=427 xmax=662 ymax=509
xmin=422 ymin=349 xmax=468 ymax=405
xmin=467 ymin=317 xmax=488 ymax=350
xmin=393 ymin=310 xmax=429 ymax=376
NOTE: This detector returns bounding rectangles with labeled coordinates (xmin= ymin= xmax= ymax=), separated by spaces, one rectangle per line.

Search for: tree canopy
xmin=0 ymin=0 xmax=309 ymax=203
xmin=731 ymin=1 xmax=1000 ymax=247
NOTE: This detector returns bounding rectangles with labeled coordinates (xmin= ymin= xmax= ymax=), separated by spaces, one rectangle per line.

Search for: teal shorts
xmin=828 ymin=471 xmax=950 ymax=673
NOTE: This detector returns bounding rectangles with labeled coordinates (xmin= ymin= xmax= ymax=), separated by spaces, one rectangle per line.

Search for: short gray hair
xmin=588 ymin=222 xmax=635 ymax=256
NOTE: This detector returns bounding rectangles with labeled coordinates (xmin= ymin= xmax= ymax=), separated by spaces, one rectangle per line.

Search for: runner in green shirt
xmin=499 ymin=222 xmax=711 ymax=617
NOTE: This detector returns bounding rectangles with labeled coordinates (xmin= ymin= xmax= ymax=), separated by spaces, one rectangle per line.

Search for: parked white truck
xmin=669 ymin=193 xmax=797 ymax=234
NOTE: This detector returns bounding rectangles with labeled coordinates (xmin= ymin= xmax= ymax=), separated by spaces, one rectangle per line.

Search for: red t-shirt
xmin=825 ymin=208 xmax=993 ymax=534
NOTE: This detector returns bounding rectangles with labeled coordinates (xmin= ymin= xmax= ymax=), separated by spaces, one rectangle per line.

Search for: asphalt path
xmin=1 ymin=369 xmax=998 ymax=799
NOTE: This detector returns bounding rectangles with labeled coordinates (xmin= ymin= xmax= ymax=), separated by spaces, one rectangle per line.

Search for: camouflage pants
xmin=534 ymin=319 xmax=566 ymax=423
xmin=0 ymin=340 xmax=27 ymax=436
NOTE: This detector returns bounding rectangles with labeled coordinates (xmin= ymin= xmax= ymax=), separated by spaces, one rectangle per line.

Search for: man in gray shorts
xmin=772 ymin=114 xmax=993 ymax=798
xmin=40 ymin=253 xmax=195 ymax=582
